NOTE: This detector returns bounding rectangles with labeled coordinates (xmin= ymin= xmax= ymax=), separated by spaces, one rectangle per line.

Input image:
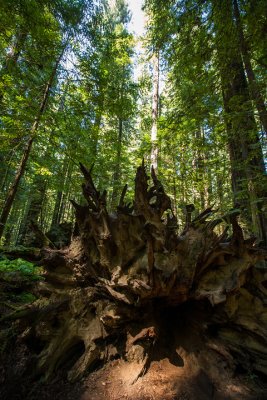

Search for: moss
xmin=0 ymin=257 xmax=43 ymax=281
xmin=14 ymin=292 xmax=37 ymax=304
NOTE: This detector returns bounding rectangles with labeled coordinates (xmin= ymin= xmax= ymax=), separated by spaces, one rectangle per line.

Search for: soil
xmin=1 ymin=321 xmax=266 ymax=400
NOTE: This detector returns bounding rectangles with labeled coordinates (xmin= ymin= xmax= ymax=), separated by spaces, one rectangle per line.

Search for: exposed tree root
xmin=1 ymin=163 xmax=267 ymax=399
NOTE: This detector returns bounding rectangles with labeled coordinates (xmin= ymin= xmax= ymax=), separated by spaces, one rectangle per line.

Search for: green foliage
xmin=0 ymin=0 xmax=266 ymax=244
xmin=14 ymin=291 xmax=37 ymax=304
xmin=0 ymin=257 xmax=43 ymax=281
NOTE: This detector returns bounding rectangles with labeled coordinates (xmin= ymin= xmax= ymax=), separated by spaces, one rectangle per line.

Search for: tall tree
xmin=0 ymin=49 xmax=64 ymax=240
xmin=233 ymin=0 xmax=267 ymax=137
xmin=150 ymin=52 xmax=160 ymax=172
xmin=212 ymin=0 xmax=266 ymax=242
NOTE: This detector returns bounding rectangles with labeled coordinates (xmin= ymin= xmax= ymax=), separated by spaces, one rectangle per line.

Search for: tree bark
xmin=212 ymin=0 xmax=267 ymax=244
xmin=91 ymin=97 xmax=104 ymax=158
xmin=233 ymin=0 xmax=267 ymax=137
xmin=51 ymin=191 xmax=64 ymax=227
xmin=17 ymin=175 xmax=47 ymax=246
xmin=111 ymin=118 xmax=123 ymax=209
xmin=51 ymin=158 xmax=71 ymax=228
xmin=195 ymin=128 xmax=206 ymax=210
xmin=0 ymin=136 xmax=35 ymax=240
xmin=151 ymin=52 xmax=160 ymax=173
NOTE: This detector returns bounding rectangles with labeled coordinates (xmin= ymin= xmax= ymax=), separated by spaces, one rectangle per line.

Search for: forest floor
xmin=1 ymin=294 xmax=266 ymax=400
xmin=73 ymin=356 xmax=263 ymax=400
xmin=2 ymin=343 xmax=266 ymax=400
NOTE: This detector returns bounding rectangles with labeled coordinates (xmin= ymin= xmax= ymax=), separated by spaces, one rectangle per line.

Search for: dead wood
xmin=2 ymin=162 xmax=267 ymax=391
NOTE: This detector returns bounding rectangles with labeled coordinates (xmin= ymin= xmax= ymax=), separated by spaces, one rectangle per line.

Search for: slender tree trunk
xmin=51 ymin=158 xmax=70 ymax=228
xmin=51 ymin=192 xmax=64 ymax=227
xmin=233 ymin=0 xmax=267 ymax=137
xmin=91 ymin=97 xmax=104 ymax=158
xmin=151 ymin=52 xmax=160 ymax=173
xmin=0 ymin=49 xmax=64 ymax=240
xmin=0 ymin=152 xmax=14 ymax=194
xmin=172 ymin=175 xmax=178 ymax=217
xmin=58 ymin=194 xmax=67 ymax=224
xmin=0 ymin=137 xmax=29 ymax=199
xmin=2 ymin=202 xmax=20 ymax=246
xmin=17 ymin=176 xmax=47 ymax=245
xmin=0 ymin=136 xmax=35 ymax=240
xmin=91 ymin=112 xmax=102 ymax=156
xmin=195 ymin=128 xmax=205 ymax=210
xmin=111 ymin=118 xmax=123 ymax=208
xmin=57 ymin=162 xmax=74 ymax=223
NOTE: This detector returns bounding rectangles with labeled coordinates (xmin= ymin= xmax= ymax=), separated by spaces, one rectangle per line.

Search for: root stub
xmin=1 ymin=163 xmax=267 ymax=400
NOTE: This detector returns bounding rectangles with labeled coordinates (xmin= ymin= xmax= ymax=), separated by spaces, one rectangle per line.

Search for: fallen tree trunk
xmin=1 ymin=162 xmax=267 ymax=399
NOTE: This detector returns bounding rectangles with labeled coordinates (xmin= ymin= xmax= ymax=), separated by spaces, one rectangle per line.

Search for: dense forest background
xmin=0 ymin=0 xmax=266 ymax=246
xmin=0 ymin=2 xmax=267 ymax=399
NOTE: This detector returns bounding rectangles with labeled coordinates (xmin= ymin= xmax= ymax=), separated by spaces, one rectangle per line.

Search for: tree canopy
xmin=0 ymin=0 xmax=266 ymax=245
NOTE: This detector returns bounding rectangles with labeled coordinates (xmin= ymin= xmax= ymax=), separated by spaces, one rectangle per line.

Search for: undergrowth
xmin=0 ymin=257 xmax=43 ymax=281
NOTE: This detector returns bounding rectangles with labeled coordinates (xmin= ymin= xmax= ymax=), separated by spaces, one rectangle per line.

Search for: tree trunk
xmin=111 ymin=118 xmax=123 ymax=209
xmin=212 ymin=0 xmax=267 ymax=244
xmin=51 ymin=158 xmax=71 ymax=228
xmin=91 ymin=98 xmax=104 ymax=158
xmin=233 ymin=0 xmax=267 ymax=137
xmin=0 ymin=136 xmax=35 ymax=240
xmin=0 ymin=48 xmax=64 ymax=240
xmin=57 ymin=162 xmax=74 ymax=223
xmin=17 ymin=176 xmax=47 ymax=246
xmin=195 ymin=128 xmax=205 ymax=210
xmin=151 ymin=52 xmax=160 ymax=173
xmin=51 ymin=191 xmax=64 ymax=227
